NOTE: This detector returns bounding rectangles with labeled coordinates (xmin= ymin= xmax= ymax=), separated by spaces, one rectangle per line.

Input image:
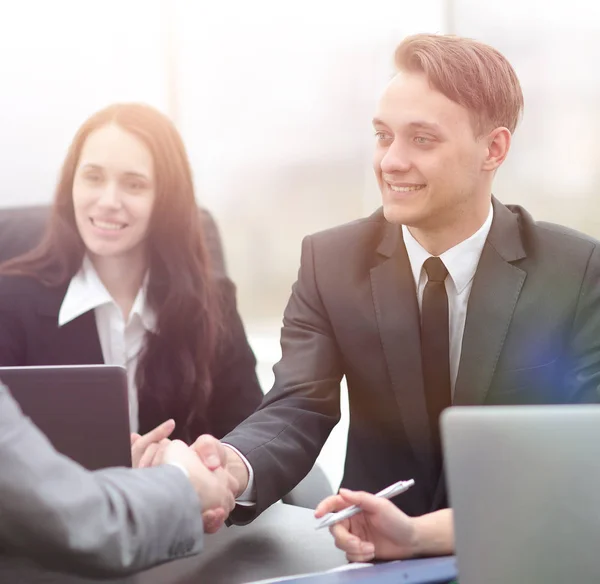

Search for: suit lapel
xmin=370 ymin=222 xmax=435 ymax=484
xmin=37 ymin=284 xmax=104 ymax=365
xmin=453 ymin=199 xmax=527 ymax=406
xmin=430 ymin=200 xmax=528 ymax=510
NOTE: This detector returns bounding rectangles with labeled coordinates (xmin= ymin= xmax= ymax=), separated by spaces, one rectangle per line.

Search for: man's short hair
xmin=394 ymin=34 xmax=524 ymax=135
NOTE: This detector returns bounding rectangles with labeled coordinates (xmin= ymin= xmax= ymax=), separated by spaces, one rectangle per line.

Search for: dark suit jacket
xmin=224 ymin=198 xmax=600 ymax=522
xmin=0 ymin=274 xmax=263 ymax=442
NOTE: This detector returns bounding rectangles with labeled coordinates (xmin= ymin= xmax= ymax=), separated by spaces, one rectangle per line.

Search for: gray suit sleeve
xmin=0 ymin=383 xmax=203 ymax=577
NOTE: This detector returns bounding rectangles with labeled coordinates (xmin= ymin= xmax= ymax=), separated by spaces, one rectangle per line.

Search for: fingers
xmin=146 ymin=438 xmax=171 ymax=466
xmin=212 ymin=467 xmax=236 ymax=514
xmin=166 ymin=441 xmax=236 ymax=523
xmin=131 ymin=419 xmax=175 ymax=467
xmin=192 ymin=434 xmax=225 ymax=470
xmin=138 ymin=419 xmax=176 ymax=450
xmin=162 ymin=439 xmax=190 ymax=467
xmin=330 ymin=523 xmax=375 ymax=562
xmin=225 ymin=468 xmax=239 ymax=499
xmin=138 ymin=442 xmax=161 ymax=468
xmin=315 ymin=494 xmax=348 ymax=518
xmin=346 ymin=548 xmax=376 ymax=563
xmin=203 ymin=508 xmax=226 ymax=534
xmin=338 ymin=489 xmax=388 ymax=515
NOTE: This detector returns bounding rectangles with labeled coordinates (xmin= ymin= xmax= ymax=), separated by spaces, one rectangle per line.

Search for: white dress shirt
xmin=58 ymin=256 xmax=157 ymax=434
xmin=402 ymin=204 xmax=494 ymax=394
xmin=231 ymin=204 xmax=494 ymax=505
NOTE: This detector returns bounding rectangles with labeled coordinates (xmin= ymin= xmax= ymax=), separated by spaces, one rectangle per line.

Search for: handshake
xmin=131 ymin=419 xmax=248 ymax=534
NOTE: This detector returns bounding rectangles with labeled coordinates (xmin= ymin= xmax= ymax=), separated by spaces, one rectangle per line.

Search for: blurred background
xmin=1 ymin=0 xmax=598 ymax=490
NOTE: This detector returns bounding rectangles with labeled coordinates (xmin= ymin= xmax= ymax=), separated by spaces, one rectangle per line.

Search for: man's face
xmin=373 ymin=71 xmax=490 ymax=230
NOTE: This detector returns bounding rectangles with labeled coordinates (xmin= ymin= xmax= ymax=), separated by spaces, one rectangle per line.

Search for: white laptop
xmin=442 ymin=405 xmax=600 ymax=584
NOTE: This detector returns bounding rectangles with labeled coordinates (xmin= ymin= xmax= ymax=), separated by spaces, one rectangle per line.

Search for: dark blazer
xmin=0 ymin=274 xmax=263 ymax=443
xmin=224 ymin=198 xmax=600 ymax=522
xmin=0 ymin=206 xmax=263 ymax=443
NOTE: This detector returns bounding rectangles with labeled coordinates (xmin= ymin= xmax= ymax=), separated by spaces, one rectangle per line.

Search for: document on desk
xmin=246 ymin=562 xmax=372 ymax=584
xmin=246 ymin=555 xmax=457 ymax=584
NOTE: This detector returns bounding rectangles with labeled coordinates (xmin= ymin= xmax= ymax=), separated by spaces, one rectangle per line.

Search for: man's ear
xmin=482 ymin=127 xmax=511 ymax=171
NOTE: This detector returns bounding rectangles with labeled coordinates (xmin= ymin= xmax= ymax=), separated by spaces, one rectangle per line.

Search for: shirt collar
xmin=402 ymin=203 xmax=494 ymax=294
xmin=58 ymin=256 xmax=157 ymax=331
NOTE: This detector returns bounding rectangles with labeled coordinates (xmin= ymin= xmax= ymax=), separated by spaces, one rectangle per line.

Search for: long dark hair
xmin=0 ymin=103 xmax=222 ymax=435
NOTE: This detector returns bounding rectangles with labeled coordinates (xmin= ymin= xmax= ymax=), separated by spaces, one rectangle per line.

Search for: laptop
xmin=0 ymin=365 xmax=132 ymax=470
xmin=442 ymin=405 xmax=600 ymax=584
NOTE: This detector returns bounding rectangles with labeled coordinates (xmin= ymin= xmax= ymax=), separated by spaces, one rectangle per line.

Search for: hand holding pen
xmin=316 ymin=479 xmax=415 ymax=529
xmin=314 ymin=479 xmax=417 ymax=563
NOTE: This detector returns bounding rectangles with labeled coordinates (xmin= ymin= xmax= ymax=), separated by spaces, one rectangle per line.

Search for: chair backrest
xmin=0 ymin=205 xmax=48 ymax=264
xmin=0 ymin=205 xmax=227 ymax=274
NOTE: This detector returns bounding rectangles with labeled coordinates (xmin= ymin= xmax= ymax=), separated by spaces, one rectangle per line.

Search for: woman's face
xmin=72 ymin=123 xmax=156 ymax=265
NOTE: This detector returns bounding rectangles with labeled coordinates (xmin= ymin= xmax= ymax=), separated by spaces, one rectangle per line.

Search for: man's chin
xmin=382 ymin=204 xmax=425 ymax=227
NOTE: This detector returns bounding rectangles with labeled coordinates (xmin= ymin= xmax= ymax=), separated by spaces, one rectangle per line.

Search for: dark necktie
xmin=421 ymin=256 xmax=451 ymax=474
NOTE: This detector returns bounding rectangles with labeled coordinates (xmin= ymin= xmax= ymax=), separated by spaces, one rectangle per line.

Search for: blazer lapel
xmin=431 ymin=200 xmax=528 ymax=510
xmin=370 ymin=222 xmax=436 ymax=485
xmin=453 ymin=199 xmax=527 ymax=406
xmin=37 ymin=284 xmax=104 ymax=365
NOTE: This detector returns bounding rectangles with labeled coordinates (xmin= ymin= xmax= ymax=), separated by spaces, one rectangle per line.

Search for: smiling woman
xmin=0 ymin=103 xmax=264 ymax=449
xmin=73 ymin=124 xmax=157 ymax=275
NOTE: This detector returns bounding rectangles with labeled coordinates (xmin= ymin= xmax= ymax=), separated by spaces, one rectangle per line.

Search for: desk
xmin=0 ymin=503 xmax=348 ymax=584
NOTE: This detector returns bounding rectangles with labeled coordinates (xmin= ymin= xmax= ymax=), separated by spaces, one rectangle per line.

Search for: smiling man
xmin=193 ymin=34 xmax=600 ymax=547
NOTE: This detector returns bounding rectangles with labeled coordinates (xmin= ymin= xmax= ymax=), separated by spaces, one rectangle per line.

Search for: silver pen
xmin=315 ymin=479 xmax=415 ymax=530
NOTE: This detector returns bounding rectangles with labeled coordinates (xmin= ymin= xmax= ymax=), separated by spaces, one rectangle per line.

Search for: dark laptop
xmin=0 ymin=365 xmax=132 ymax=470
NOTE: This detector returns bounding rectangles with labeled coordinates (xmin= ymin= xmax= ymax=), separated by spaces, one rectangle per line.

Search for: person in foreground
xmin=0 ymin=102 xmax=263 ymax=455
xmin=188 ymin=32 xmax=600 ymax=548
xmin=0 ymin=382 xmax=236 ymax=577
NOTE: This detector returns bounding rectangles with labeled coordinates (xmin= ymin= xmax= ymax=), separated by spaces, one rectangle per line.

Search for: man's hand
xmin=315 ymin=489 xmax=418 ymax=562
xmin=131 ymin=419 xmax=175 ymax=468
xmin=163 ymin=440 xmax=238 ymax=533
xmin=191 ymin=434 xmax=249 ymax=498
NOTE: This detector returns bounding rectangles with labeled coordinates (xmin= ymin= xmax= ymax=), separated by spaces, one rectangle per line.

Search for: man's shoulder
xmin=507 ymin=203 xmax=600 ymax=256
xmin=306 ymin=208 xmax=388 ymax=249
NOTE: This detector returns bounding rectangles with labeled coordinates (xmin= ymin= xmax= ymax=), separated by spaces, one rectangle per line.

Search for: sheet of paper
xmin=244 ymin=562 xmax=372 ymax=584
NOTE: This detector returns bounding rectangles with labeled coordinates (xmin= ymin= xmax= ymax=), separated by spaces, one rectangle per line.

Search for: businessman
xmin=0 ymin=382 xmax=236 ymax=577
xmin=188 ymin=32 xmax=600 ymax=537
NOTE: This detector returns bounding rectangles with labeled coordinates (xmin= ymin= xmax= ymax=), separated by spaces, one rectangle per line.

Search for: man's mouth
xmin=387 ymin=184 xmax=426 ymax=193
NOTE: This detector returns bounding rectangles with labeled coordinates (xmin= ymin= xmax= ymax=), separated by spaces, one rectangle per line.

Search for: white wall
xmin=0 ymin=0 xmax=167 ymax=207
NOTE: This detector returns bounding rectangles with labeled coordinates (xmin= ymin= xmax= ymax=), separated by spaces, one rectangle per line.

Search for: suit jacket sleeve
xmin=224 ymin=235 xmax=343 ymax=523
xmin=206 ymin=276 xmax=264 ymax=439
xmin=564 ymin=242 xmax=600 ymax=403
xmin=0 ymin=383 xmax=203 ymax=577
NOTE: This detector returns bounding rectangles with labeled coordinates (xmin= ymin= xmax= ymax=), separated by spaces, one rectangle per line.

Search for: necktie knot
xmin=423 ymin=257 xmax=448 ymax=283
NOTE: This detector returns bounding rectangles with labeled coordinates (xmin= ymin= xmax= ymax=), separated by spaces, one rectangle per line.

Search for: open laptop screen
xmin=0 ymin=365 xmax=131 ymax=470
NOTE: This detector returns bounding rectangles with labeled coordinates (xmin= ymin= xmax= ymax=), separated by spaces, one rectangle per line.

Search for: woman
xmin=0 ymin=103 xmax=263 ymax=451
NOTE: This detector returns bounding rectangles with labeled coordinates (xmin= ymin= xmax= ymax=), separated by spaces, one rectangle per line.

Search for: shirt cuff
xmin=223 ymin=443 xmax=256 ymax=506
xmin=165 ymin=461 xmax=189 ymax=479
